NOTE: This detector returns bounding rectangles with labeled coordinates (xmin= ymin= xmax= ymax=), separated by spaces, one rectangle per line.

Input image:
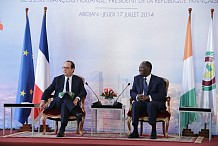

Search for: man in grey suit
xmin=40 ymin=60 xmax=87 ymax=137
xmin=128 ymin=61 xmax=166 ymax=139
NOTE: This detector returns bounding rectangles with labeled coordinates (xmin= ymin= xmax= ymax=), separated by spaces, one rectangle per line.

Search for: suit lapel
xmin=71 ymin=75 xmax=74 ymax=92
xmin=139 ymin=75 xmax=144 ymax=93
xmin=60 ymin=75 xmax=65 ymax=91
xmin=148 ymin=75 xmax=154 ymax=91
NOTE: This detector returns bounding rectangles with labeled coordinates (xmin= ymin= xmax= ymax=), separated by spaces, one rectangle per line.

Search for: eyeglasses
xmin=62 ymin=67 xmax=71 ymax=70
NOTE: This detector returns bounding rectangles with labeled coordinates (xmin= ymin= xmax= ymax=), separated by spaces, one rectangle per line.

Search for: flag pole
xmin=186 ymin=7 xmax=192 ymax=130
xmin=33 ymin=7 xmax=48 ymax=123
xmin=204 ymin=7 xmax=215 ymax=133
xmin=181 ymin=8 xmax=197 ymax=137
xmin=203 ymin=8 xmax=214 ymax=131
xmin=17 ymin=7 xmax=35 ymax=132
xmin=25 ymin=7 xmax=29 ymax=126
xmin=199 ymin=8 xmax=215 ymax=138
xmin=32 ymin=6 xmax=50 ymax=131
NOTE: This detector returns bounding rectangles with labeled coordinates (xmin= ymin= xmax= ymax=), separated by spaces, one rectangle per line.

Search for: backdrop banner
xmin=0 ymin=1 xmax=218 ymax=135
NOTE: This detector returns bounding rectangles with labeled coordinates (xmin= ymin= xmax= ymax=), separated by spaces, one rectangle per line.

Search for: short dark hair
xmin=66 ymin=60 xmax=75 ymax=69
xmin=142 ymin=61 xmax=152 ymax=72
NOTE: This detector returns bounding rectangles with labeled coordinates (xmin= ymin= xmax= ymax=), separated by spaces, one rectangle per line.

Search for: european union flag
xmin=15 ymin=9 xmax=35 ymax=124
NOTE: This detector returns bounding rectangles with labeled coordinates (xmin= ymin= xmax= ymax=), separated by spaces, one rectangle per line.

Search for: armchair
xmin=42 ymin=96 xmax=85 ymax=136
xmin=127 ymin=78 xmax=171 ymax=137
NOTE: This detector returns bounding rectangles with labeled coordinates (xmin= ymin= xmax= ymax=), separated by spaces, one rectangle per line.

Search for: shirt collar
xmin=145 ymin=74 xmax=151 ymax=83
xmin=65 ymin=75 xmax=73 ymax=81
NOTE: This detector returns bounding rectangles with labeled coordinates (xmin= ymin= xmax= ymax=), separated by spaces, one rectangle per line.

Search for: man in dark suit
xmin=128 ymin=61 xmax=166 ymax=139
xmin=40 ymin=60 xmax=87 ymax=137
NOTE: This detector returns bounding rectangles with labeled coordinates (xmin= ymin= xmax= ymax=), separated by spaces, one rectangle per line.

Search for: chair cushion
xmin=127 ymin=109 xmax=171 ymax=119
xmin=43 ymin=107 xmax=84 ymax=117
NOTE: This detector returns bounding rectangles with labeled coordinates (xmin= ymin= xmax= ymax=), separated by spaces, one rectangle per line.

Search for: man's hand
xmin=137 ymin=94 xmax=149 ymax=101
xmin=137 ymin=94 xmax=143 ymax=101
xmin=40 ymin=101 xmax=46 ymax=110
xmin=73 ymin=98 xmax=79 ymax=106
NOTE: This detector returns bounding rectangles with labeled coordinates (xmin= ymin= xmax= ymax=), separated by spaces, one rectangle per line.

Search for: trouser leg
xmin=60 ymin=102 xmax=71 ymax=125
xmin=147 ymin=101 xmax=158 ymax=133
xmin=147 ymin=101 xmax=158 ymax=125
xmin=132 ymin=101 xmax=147 ymax=133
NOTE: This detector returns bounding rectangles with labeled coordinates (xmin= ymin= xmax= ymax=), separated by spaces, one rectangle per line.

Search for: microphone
xmin=113 ymin=83 xmax=130 ymax=107
xmin=85 ymin=82 xmax=102 ymax=106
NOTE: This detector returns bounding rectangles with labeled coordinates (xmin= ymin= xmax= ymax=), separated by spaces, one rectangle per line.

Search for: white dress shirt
xmin=64 ymin=75 xmax=80 ymax=101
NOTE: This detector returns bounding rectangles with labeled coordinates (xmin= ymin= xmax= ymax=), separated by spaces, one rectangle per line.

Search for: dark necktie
xmin=66 ymin=78 xmax=69 ymax=92
xmin=143 ymin=77 xmax=148 ymax=96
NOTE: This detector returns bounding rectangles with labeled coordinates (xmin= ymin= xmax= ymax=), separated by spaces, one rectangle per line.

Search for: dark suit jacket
xmin=130 ymin=74 xmax=167 ymax=110
xmin=41 ymin=74 xmax=87 ymax=108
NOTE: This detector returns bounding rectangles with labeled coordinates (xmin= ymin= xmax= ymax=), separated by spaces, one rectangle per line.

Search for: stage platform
xmin=0 ymin=130 xmax=218 ymax=146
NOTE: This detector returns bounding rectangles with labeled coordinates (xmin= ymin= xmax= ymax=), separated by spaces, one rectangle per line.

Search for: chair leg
xmin=78 ymin=117 xmax=84 ymax=136
xmin=127 ymin=117 xmax=132 ymax=135
xmin=42 ymin=116 xmax=47 ymax=135
xmin=165 ymin=119 xmax=169 ymax=138
xmin=140 ymin=121 xmax=143 ymax=136
xmin=55 ymin=121 xmax=58 ymax=134
xmin=76 ymin=121 xmax=79 ymax=134
xmin=162 ymin=121 xmax=166 ymax=137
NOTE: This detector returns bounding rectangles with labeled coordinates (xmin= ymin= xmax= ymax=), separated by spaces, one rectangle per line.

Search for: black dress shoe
xmin=57 ymin=124 xmax=65 ymax=137
xmin=150 ymin=125 xmax=157 ymax=139
xmin=128 ymin=132 xmax=139 ymax=138
xmin=150 ymin=133 xmax=157 ymax=139
xmin=57 ymin=132 xmax=64 ymax=137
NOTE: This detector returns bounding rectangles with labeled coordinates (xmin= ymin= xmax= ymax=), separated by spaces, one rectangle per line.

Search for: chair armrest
xmin=128 ymin=98 xmax=133 ymax=111
xmin=44 ymin=97 xmax=53 ymax=108
xmin=81 ymin=97 xmax=85 ymax=112
xmin=166 ymin=96 xmax=171 ymax=114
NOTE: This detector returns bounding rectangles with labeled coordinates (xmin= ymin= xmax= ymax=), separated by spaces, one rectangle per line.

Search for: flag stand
xmin=182 ymin=125 xmax=196 ymax=136
xmin=182 ymin=129 xmax=196 ymax=136
xmin=17 ymin=124 xmax=54 ymax=132
xmin=17 ymin=121 xmax=32 ymax=132
xmin=17 ymin=124 xmax=32 ymax=132
xmin=198 ymin=123 xmax=209 ymax=138
xmin=36 ymin=124 xmax=54 ymax=132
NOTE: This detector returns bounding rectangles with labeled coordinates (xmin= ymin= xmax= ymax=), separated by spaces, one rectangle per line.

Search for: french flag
xmin=33 ymin=7 xmax=50 ymax=121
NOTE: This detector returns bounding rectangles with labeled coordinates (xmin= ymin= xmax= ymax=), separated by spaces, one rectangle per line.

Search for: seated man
xmin=40 ymin=60 xmax=87 ymax=137
xmin=128 ymin=61 xmax=166 ymax=139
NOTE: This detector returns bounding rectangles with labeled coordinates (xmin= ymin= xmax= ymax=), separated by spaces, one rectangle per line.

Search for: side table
xmin=3 ymin=103 xmax=40 ymax=135
xmin=91 ymin=104 xmax=125 ymax=136
xmin=179 ymin=107 xmax=212 ymax=141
